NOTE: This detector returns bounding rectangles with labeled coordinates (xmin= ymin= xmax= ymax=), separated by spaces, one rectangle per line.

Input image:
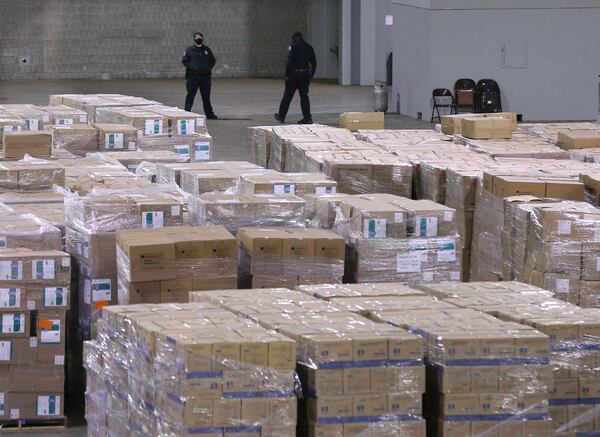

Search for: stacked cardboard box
xmin=157 ymin=161 xmax=261 ymax=186
xmin=179 ymin=164 xmax=265 ymax=195
xmin=85 ymin=302 xmax=297 ymax=436
xmin=247 ymin=126 xmax=275 ymax=168
xmin=87 ymin=150 xmax=189 ymax=174
xmin=419 ymin=281 xmax=600 ymax=436
xmin=454 ymin=131 xmax=568 ymax=159
xmin=333 ymin=194 xmax=461 ymax=285
xmin=284 ymin=139 xmax=381 ymax=172
xmin=339 ymin=112 xmax=385 ymax=131
xmin=269 ymin=125 xmax=355 ymax=172
xmin=237 ymin=227 xmax=345 ymax=288
xmin=8 ymin=204 xmax=65 ymax=241
xmin=92 ymin=123 xmax=139 ymax=151
xmin=0 ymin=248 xmax=71 ymax=423
xmin=64 ymin=189 xmax=184 ymax=339
xmin=0 ymin=159 xmax=65 ymax=192
xmin=0 ymin=104 xmax=50 ymax=131
xmin=440 ymin=113 xmax=518 ymax=136
xmin=49 ymin=124 xmax=99 ymax=156
xmin=188 ymin=193 xmax=306 ymax=233
xmin=37 ymin=105 xmax=88 ymax=125
xmin=3 ymin=131 xmax=52 ymax=159
xmin=520 ymin=122 xmax=600 ymax=144
xmin=137 ymin=131 xmax=213 ymax=161
xmin=304 ymin=193 xmax=353 ymax=229
xmin=370 ymin=298 xmax=552 ymax=437
xmin=0 ymin=115 xmax=27 ymax=135
xmin=95 ymin=106 xmax=168 ymax=136
xmin=238 ymin=171 xmax=338 ymax=197
xmin=0 ymin=213 xmax=61 ymax=251
xmin=141 ymin=105 xmax=207 ymax=135
xmin=52 ymin=94 xmax=158 ymax=122
xmin=116 ymin=225 xmax=237 ymax=304
xmin=296 ymin=282 xmax=425 ymax=302
xmin=192 ymin=288 xmax=427 ymax=437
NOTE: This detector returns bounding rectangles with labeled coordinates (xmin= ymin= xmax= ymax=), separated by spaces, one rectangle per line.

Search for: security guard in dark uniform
xmin=275 ymin=32 xmax=317 ymax=124
xmin=182 ymin=32 xmax=218 ymax=119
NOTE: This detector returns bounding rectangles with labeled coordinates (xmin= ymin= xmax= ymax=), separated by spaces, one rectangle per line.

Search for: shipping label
xmin=416 ymin=216 xmax=438 ymax=237
xmin=363 ymin=219 xmax=387 ymax=239
xmin=0 ymin=288 xmax=20 ymax=308
xmin=56 ymin=118 xmax=73 ymax=126
xmin=315 ymin=186 xmax=336 ymax=195
xmin=144 ymin=119 xmax=163 ymax=135
xmin=106 ymin=132 xmax=124 ymax=149
xmin=178 ymin=119 xmax=195 ymax=135
xmin=0 ymin=261 xmax=21 ymax=280
xmin=174 ymin=144 xmax=190 ymax=155
xmin=0 ymin=341 xmax=11 ymax=361
xmin=39 ymin=319 xmax=61 ymax=344
xmin=37 ymin=395 xmax=60 ymax=416
xmin=437 ymin=241 xmax=457 ymax=262
xmin=26 ymin=119 xmax=39 ymax=131
xmin=43 ymin=287 xmax=67 ymax=307
xmin=1 ymin=314 xmax=24 ymax=334
xmin=194 ymin=142 xmax=210 ymax=161
xmin=142 ymin=211 xmax=164 ymax=229
xmin=31 ymin=259 xmax=56 ymax=280
xmin=396 ymin=252 xmax=422 ymax=273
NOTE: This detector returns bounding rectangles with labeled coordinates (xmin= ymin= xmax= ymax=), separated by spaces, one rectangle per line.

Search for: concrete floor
xmin=0 ymin=78 xmax=430 ymax=436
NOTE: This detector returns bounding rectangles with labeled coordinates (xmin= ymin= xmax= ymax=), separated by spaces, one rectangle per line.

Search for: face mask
xmin=195 ymin=38 xmax=203 ymax=45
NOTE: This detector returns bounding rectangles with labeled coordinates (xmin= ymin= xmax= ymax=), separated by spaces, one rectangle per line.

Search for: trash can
xmin=374 ymin=81 xmax=388 ymax=113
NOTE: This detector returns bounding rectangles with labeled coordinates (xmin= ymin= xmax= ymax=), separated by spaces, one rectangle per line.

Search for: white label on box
xmin=394 ymin=213 xmax=404 ymax=223
xmin=315 ymin=186 xmax=336 ymax=195
xmin=1 ymin=314 xmax=24 ymax=334
xmin=142 ymin=211 xmax=164 ymax=229
xmin=416 ymin=216 xmax=438 ymax=237
xmin=273 ymin=184 xmax=295 ymax=195
xmin=437 ymin=241 xmax=457 ymax=262
xmin=197 ymin=117 xmax=205 ymax=127
xmin=178 ymin=119 xmax=195 ymax=135
xmin=557 ymin=220 xmax=571 ymax=235
xmin=44 ymin=287 xmax=67 ymax=307
xmin=0 ymin=236 xmax=6 ymax=248
xmin=80 ymin=115 xmax=87 ymax=122
xmin=62 ymin=257 xmax=70 ymax=268
xmin=128 ymin=141 xmax=137 ymax=150
xmin=42 ymin=115 xmax=50 ymax=123
xmin=83 ymin=279 xmax=91 ymax=305
xmin=555 ymin=279 xmax=570 ymax=293
xmin=54 ymin=355 xmax=65 ymax=365
xmin=3 ymin=125 xmax=21 ymax=133
xmin=10 ymin=409 xmax=19 ymax=419
xmin=450 ymin=271 xmax=460 ymax=280
xmin=194 ymin=142 xmax=210 ymax=160
xmin=422 ymin=271 xmax=434 ymax=282
xmin=56 ymin=118 xmax=73 ymax=126
xmin=30 ymin=337 xmax=37 ymax=347
xmin=171 ymin=205 xmax=181 ymax=216
xmin=40 ymin=319 xmax=61 ymax=344
xmin=0 ymin=392 xmax=4 ymax=416
xmin=444 ymin=211 xmax=454 ymax=222
xmin=0 ymin=288 xmax=20 ymax=308
xmin=0 ymin=341 xmax=11 ymax=361
xmin=37 ymin=395 xmax=60 ymax=416
xmin=363 ymin=219 xmax=387 ymax=239
xmin=0 ymin=261 xmax=22 ymax=280
xmin=396 ymin=252 xmax=422 ymax=273
xmin=83 ymin=245 xmax=89 ymax=259
xmin=26 ymin=119 xmax=39 ymax=131
xmin=31 ymin=259 xmax=55 ymax=280
xmin=106 ymin=132 xmax=124 ymax=149
xmin=144 ymin=119 xmax=163 ymax=135
xmin=27 ymin=300 xmax=35 ymax=310
xmin=92 ymin=280 xmax=112 ymax=303
xmin=596 ymin=257 xmax=600 ymax=272
xmin=174 ymin=144 xmax=190 ymax=155
xmin=385 ymin=14 xmax=393 ymax=25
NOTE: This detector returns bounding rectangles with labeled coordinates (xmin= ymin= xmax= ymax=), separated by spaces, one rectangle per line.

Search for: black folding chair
xmin=431 ymin=88 xmax=455 ymax=122
xmin=454 ymin=78 xmax=476 ymax=113
xmin=475 ymin=79 xmax=503 ymax=113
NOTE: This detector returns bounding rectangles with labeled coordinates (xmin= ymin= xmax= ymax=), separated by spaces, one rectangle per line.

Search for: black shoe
xmin=274 ymin=113 xmax=285 ymax=123
xmin=206 ymin=114 xmax=218 ymax=120
xmin=297 ymin=117 xmax=313 ymax=124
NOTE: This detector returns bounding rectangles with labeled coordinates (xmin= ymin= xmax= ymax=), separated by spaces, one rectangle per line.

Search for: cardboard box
xmin=441 ymin=112 xmax=517 ymax=135
xmin=462 ymin=117 xmax=513 ymax=140
xmin=118 ymin=279 xmax=161 ymax=305
xmin=339 ymin=112 xmax=385 ymax=131
xmin=93 ymin=123 xmax=139 ymax=150
xmin=6 ymin=392 xmax=64 ymax=419
xmin=558 ymin=130 xmax=600 ymax=149
xmin=116 ymin=231 xmax=175 ymax=282
xmin=3 ymin=131 xmax=52 ymax=159
xmin=50 ymin=123 xmax=99 ymax=156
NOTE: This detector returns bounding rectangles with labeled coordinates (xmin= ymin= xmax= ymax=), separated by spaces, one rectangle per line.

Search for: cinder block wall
xmin=0 ymin=0 xmax=308 ymax=80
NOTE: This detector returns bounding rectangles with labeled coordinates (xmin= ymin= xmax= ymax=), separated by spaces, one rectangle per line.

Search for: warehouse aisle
xmin=0 ymin=78 xmax=430 ymax=161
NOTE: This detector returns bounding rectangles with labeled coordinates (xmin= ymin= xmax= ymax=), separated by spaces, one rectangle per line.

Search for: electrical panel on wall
xmin=501 ymin=42 xmax=528 ymax=68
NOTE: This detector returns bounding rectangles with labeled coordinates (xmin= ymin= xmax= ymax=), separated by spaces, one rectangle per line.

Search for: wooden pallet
xmin=0 ymin=416 xmax=68 ymax=432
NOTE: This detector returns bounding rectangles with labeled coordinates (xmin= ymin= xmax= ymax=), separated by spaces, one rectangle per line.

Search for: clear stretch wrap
xmin=0 ymin=212 xmax=62 ymax=251
xmin=138 ymin=133 xmax=213 ymax=161
xmin=237 ymin=171 xmax=338 ymax=197
xmin=0 ymin=157 xmax=65 ymax=192
xmin=332 ymin=194 xmax=461 ymax=285
xmin=180 ymin=166 xmax=266 ymax=195
xmin=86 ymin=150 xmax=189 ymax=175
xmin=115 ymin=225 xmax=237 ymax=305
xmin=296 ymin=282 xmax=425 ymax=300
xmin=269 ymin=125 xmax=355 ymax=171
xmin=92 ymin=123 xmax=139 ymax=151
xmin=355 ymin=129 xmax=448 ymax=145
xmin=418 ymin=281 xmax=600 ymax=436
xmin=304 ymin=193 xmax=353 ymax=229
xmin=94 ymin=106 xmax=168 ymax=135
xmin=519 ymin=122 xmax=600 ymax=144
xmin=370 ymin=297 xmax=553 ymax=437
xmin=140 ymin=105 xmax=207 ymax=135
xmin=191 ymin=288 xmax=427 ymax=437
xmin=0 ymin=104 xmax=50 ymax=131
xmin=454 ymin=131 xmax=568 ymax=159
xmin=237 ymin=227 xmax=345 ymax=288
xmin=188 ymin=193 xmax=306 ymax=233
xmin=157 ymin=161 xmax=261 ymax=187
xmin=49 ymin=124 xmax=99 ymax=156
xmin=283 ymin=139 xmax=381 ymax=172
xmin=247 ymin=126 xmax=274 ymax=168
xmin=85 ymin=302 xmax=299 ymax=437
xmin=36 ymin=104 xmax=89 ymax=125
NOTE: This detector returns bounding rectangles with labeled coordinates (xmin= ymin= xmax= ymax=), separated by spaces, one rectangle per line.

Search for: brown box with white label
xmin=93 ymin=123 xmax=139 ymax=151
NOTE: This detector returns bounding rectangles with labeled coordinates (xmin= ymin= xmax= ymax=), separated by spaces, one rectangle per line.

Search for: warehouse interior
xmin=1 ymin=0 xmax=600 ymax=436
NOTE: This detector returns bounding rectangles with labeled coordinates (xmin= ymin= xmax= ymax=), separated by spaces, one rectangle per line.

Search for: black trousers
xmin=278 ymin=75 xmax=311 ymax=119
xmin=185 ymin=74 xmax=214 ymax=115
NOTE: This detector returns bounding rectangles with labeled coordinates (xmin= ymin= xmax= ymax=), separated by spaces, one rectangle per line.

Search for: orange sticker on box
xmin=95 ymin=300 xmax=109 ymax=310
xmin=39 ymin=319 xmax=53 ymax=330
